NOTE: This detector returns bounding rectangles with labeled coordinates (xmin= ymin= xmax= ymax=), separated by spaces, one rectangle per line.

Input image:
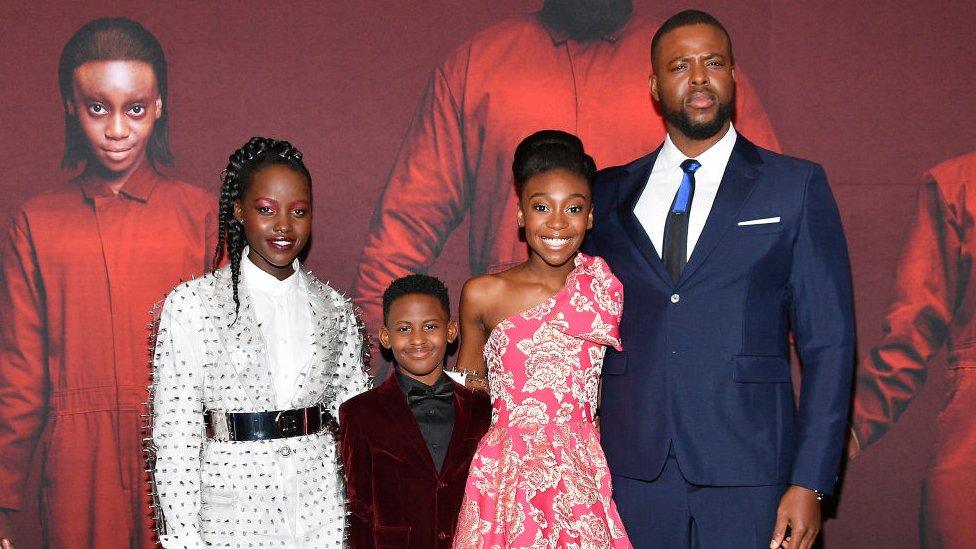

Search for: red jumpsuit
xmin=0 ymin=162 xmax=216 ymax=548
xmin=852 ymin=151 xmax=976 ymax=548
xmin=352 ymin=14 xmax=780 ymax=359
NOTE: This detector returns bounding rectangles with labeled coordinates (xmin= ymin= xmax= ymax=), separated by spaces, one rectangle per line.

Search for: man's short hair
xmin=650 ymin=9 xmax=734 ymax=66
xmin=382 ymin=274 xmax=451 ymax=326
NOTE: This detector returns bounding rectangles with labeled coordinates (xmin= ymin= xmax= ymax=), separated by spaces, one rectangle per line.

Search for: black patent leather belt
xmin=204 ymin=404 xmax=328 ymax=441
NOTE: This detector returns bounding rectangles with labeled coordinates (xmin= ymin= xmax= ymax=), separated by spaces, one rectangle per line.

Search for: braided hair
xmin=214 ymin=136 xmax=312 ymax=317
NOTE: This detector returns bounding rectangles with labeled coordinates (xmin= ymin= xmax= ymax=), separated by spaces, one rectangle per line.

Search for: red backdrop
xmin=2 ymin=1 xmax=975 ymax=546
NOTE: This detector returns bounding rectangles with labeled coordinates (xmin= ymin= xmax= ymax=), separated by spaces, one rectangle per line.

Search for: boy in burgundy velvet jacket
xmin=340 ymin=275 xmax=491 ymax=548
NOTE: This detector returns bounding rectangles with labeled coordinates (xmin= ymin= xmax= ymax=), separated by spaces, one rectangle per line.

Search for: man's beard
xmin=659 ymin=88 xmax=735 ymax=141
xmin=539 ymin=0 xmax=633 ymax=41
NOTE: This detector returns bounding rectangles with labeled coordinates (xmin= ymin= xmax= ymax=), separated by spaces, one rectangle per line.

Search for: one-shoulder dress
xmin=453 ymin=253 xmax=632 ymax=548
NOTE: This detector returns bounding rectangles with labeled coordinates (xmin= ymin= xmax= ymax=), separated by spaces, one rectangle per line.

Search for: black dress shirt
xmin=397 ymin=370 xmax=455 ymax=471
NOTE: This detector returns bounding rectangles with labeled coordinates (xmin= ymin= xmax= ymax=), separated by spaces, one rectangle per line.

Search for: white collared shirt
xmin=634 ymin=124 xmax=738 ymax=260
xmin=241 ymin=249 xmax=313 ymax=410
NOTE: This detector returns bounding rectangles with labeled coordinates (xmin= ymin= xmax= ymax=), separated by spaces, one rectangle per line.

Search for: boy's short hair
xmin=382 ymin=274 xmax=451 ymax=325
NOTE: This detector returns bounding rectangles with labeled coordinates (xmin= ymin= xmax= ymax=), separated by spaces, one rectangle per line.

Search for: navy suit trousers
xmin=612 ymin=451 xmax=786 ymax=548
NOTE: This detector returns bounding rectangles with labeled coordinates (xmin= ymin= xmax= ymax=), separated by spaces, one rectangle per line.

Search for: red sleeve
xmin=340 ymin=403 xmax=375 ymax=549
xmin=0 ymin=212 xmax=49 ymax=510
xmin=732 ymin=68 xmax=781 ymax=152
xmin=852 ymin=178 xmax=957 ymax=447
xmin=352 ymin=58 xmax=472 ymax=348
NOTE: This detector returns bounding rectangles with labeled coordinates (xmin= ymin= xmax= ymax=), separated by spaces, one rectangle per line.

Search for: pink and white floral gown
xmin=454 ymin=253 xmax=632 ymax=548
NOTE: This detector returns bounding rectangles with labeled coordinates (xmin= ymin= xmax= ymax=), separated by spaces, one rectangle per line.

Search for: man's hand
xmin=769 ymin=486 xmax=821 ymax=549
xmin=0 ymin=508 xmax=16 ymax=549
xmin=846 ymin=426 xmax=861 ymax=459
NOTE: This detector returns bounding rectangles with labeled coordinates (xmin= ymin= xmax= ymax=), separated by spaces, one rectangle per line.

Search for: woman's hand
xmin=464 ymin=370 xmax=490 ymax=394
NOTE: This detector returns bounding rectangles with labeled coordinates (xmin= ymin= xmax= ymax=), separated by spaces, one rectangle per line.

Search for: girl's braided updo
xmin=214 ymin=136 xmax=312 ymax=317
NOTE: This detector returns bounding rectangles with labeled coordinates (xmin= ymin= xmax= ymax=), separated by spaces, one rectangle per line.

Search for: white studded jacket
xmin=150 ymin=265 xmax=370 ymax=548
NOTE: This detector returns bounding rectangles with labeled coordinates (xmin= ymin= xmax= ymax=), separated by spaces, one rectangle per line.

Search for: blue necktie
xmin=664 ymin=159 xmax=701 ymax=283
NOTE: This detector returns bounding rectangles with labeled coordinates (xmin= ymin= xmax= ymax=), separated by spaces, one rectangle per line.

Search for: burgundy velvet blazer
xmin=339 ymin=374 xmax=491 ymax=548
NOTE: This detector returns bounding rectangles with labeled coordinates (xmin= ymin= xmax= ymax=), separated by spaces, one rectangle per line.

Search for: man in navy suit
xmin=585 ymin=10 xmax=854 ymax=549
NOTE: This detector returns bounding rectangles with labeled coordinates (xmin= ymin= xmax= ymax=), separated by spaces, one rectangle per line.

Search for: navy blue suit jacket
xmin=585 ymin=135 xmax=854 ymax=495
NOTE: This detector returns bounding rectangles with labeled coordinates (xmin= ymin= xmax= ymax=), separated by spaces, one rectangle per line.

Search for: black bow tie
xmin=407 ymin=383 xmax=454 ymax=406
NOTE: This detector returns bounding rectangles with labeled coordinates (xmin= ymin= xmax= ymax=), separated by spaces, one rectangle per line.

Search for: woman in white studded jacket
xmin=150 ymin=137 xmax=370 ymax=548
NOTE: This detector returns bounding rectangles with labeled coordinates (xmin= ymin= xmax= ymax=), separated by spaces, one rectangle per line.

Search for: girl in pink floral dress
xmin=453 ymin=130 xmax=631 ymax=548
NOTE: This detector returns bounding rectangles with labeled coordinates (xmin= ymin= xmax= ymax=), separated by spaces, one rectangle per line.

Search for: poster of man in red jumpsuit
xmin=351 ymin=0 xmax=781 ymax=378
xmin=0 ymin=18 xmax=216 ymax=548
xmin=851 ymin=150 xmax=976 ymax=548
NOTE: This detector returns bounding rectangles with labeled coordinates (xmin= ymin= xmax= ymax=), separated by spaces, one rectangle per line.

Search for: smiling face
xmin=518 ymin=168 xmax=593 ymax=268
xmin=650 ymin=23 xmax=735 ymax=142
xmin=380 ymin=293 xmax=457 ymax=386
xmin=234 ymin=163 xmax=312 ymax=280
xmin=68 ymin=60 xmax=162 ymax=179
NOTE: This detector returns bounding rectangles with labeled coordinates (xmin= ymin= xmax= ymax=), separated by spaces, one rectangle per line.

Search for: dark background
xmin=2 ymin=1 xmax=975 ymax=546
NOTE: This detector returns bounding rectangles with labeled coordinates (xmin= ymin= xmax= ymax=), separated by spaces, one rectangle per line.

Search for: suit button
xmin=438 ymin=531 xmax=448 ymax=540
xmin=670 ymin=293 xmax=680 ymax=303
xmin=278 ymin=446 xmax=292 ymax=457
xmin=438 ymin=481 xmax=447 ymax=489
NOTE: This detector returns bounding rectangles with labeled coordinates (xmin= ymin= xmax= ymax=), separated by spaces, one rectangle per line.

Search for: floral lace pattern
xmin=453 ymin=254 xmax=631 ymax=548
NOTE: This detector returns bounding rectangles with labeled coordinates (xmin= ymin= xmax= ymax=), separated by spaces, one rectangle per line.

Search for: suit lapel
xmin=440 ymin=381 xmax=472 ymax=477
xmin=288 ymin=269 xmax=344 ymax=407
xmin=208 ymin=267 xmax=276 ymax=410
xmin=614 ymin=149 xmax=673 ymax=286
xmin=379 ymin=376 xmax=438 ymax=475
xmin=679 ymin=136 xmax=763 ymax=284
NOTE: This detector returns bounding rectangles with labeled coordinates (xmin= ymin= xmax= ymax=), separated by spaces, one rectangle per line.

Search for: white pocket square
xmin=737 ymin=216 xmax=781 ymax=226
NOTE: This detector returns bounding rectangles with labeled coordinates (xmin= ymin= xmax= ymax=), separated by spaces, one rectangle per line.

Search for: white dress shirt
xmin=241 ymin=250 xmax=315 ymax=541
xmin=634 ymin=124 xmax=738 ymax=261
xmin=241 ymin=249 xmax=313 ymax=409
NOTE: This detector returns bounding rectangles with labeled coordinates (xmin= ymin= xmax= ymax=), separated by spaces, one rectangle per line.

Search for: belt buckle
xmin=206 ymin=410 xmax=233 ymax=441
xmin=275 ymin=410 xmax=301 ymax=436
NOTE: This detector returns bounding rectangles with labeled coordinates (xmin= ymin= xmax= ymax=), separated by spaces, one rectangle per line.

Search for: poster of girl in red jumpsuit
xmin=0 ymin=18 xmax=216 ymax=548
